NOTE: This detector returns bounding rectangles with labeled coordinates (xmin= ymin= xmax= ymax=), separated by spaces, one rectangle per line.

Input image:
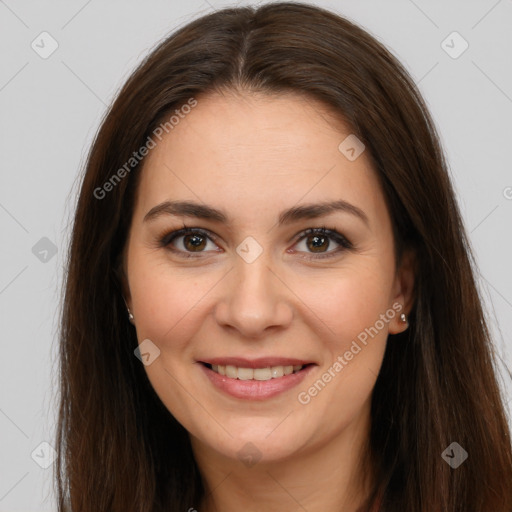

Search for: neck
xmin=191 ymin=402 xmax=375 ymax=512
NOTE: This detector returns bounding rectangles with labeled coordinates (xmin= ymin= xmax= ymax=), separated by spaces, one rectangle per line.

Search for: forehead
xmin=134 ymin=91 xmax=386 ymax=228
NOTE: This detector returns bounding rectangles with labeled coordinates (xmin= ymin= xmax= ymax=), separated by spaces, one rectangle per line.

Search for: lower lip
xmin=200 ymin=363 xmax=315 ymax=400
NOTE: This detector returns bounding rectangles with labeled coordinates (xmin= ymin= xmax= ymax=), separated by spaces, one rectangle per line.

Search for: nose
xmin=213 ymin=256 xmax=293 ymax=339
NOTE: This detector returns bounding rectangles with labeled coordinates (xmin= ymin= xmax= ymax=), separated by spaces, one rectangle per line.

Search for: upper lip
xmin=200 ymin=357 xmax=315 ymax=368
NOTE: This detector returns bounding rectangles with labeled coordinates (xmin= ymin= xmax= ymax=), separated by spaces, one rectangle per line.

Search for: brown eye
xmin=182 ymin=233 xmax=207 ymax=252
xmin=161 ymin=227 xmax=220 ymax=256
xmin=293 ymin=227 xmax=353 ymax=259
xmin=305 ymin=234 xmax=330 ymax=253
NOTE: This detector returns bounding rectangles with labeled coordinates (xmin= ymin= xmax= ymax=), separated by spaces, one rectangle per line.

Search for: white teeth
xmin=210 ymin=364 xmax=304 ymax=380
xmin=237 ymin=367 xmax=254 ymax=380
xmin=225 ymin=365 xmax=237 ymax=378
xmin=270 ymin=366 xmax=284 ymax=378
xmin=253 ymin=367 xmax=272 ymax=380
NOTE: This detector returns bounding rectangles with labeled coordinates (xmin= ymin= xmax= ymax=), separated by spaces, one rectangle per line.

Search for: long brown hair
xmin=55 ymin=2 xmax=512 ymax=510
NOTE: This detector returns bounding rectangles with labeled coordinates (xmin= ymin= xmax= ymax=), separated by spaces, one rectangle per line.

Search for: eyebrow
xmin=143 ymin=199 xmax=369 ymax=227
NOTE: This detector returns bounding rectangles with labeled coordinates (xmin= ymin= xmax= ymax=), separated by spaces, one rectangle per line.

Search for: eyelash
xmin=158 ymin=223 xmax=353 ymax=260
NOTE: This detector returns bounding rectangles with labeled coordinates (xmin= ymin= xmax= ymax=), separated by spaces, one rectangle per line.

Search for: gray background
xmin=1 ymin=0 xmax=511 ymax=509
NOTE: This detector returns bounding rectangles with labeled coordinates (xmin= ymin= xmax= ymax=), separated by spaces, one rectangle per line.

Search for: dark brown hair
xmin=56 ymin=2 xmax=512 ymax=510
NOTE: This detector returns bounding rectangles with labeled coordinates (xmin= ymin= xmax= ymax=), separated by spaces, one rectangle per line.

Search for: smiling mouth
xmin=202 ymin=363 xmax=311 ymax=381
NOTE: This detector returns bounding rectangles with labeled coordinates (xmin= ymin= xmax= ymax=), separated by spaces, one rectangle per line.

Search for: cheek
xmin=304 ymin=262 xmax=394 ymax=349
xmin=303 ymin=263 xmax=393 ymax=396
xmin=295 ymin=269 xmax=392 ymax=430
xmin=128 ymin=264 xmax=216 ymax=417
xmin=129 ymin=258 xmax=217 ymax=353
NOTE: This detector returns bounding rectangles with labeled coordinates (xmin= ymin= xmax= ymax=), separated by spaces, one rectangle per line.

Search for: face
xmin=123 ymin=91 xmax=413 ymax=466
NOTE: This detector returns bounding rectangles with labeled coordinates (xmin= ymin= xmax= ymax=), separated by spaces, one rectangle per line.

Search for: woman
xmin=55 ymin=2 xmax=512 ymax=511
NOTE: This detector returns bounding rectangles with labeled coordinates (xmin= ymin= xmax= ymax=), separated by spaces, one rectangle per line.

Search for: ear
xmin=114 ymin=249 xmax=132 ymax=311
xmin=388 ymin=248 xmax=416 ymax=335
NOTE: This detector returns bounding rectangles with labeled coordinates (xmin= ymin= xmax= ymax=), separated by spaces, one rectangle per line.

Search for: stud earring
xmin=127 ymin=308 xmax=135 ymax=324
xmin=400 ymin=313 xmax=407 ymax=323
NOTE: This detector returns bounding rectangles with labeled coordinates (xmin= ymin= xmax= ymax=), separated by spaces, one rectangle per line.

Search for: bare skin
xmin=122 ymin=90 xmax=415 ymax=512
